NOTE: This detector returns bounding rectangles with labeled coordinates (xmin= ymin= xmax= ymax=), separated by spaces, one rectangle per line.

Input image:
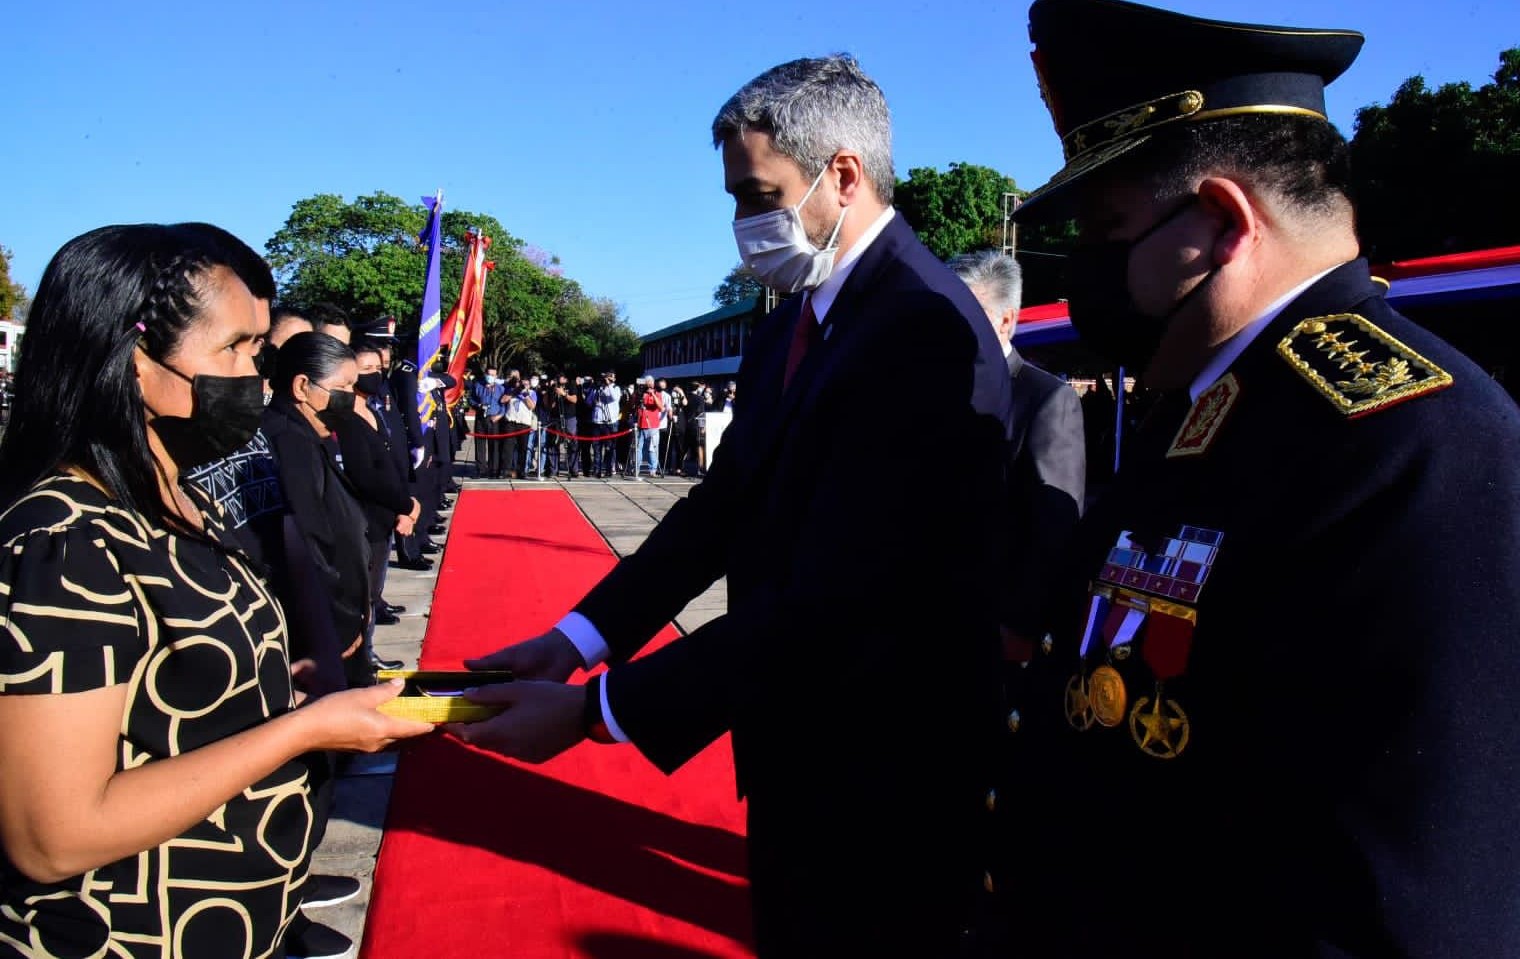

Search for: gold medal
xmin=1088 ymin=664 xmax=1128 ymax=727
xmin=1064 ymin=673 xmax=1094 ymax=731
xmin=1128 ymin=691 xmax=1191 ymax=759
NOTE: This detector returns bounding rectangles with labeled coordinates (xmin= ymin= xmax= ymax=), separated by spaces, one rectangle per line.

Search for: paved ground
xmin=304 ymin=471 xmax=715 ymax=956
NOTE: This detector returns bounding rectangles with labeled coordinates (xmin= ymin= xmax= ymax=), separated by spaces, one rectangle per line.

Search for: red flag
xmin=444 ymin=232 xmax=493 ymax=408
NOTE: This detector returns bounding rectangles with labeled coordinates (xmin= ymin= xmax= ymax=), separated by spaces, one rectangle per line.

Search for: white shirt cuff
xmin=599 ymin=673 xmax=631 ymax=743
xmin=557 ymin=611 xmax=609 ymax=668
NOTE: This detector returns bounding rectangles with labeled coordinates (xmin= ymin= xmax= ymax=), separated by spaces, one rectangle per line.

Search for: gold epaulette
xmin=1277 ymin=313 xmax=1452 ymax=418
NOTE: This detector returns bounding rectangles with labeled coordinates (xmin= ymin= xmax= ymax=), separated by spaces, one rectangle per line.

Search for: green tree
xmin=713 ymin=263 xmax=763 ymax=307
xmin=265 ymin=192 xmax=641 ymax=373
xmin=895 ymin=163 xmax=1019 ymax=260
xmin=1351 ymin=48 xmax=1520 ymax=260
xmin=0 ymin=246 xmax=27 ymax=322
xmin=893 ymin=163 xmax=1076 ymax=305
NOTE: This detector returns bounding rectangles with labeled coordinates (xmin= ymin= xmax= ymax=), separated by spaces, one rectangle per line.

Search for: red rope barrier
xmin=467 ymin=426 xmax=636 ymax=441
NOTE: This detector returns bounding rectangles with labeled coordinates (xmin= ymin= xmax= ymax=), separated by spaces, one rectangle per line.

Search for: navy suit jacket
xmin=576 ymin=213 xmax=1011 ymax=803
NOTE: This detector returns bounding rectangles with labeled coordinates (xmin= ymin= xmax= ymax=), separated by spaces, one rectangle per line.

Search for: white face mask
xmin=731 ymin=161 xmax=848 ymax=294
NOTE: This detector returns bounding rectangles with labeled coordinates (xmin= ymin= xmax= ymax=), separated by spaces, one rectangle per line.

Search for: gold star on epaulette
xmin=1277 ymin=313 xmax=1453 ymax=418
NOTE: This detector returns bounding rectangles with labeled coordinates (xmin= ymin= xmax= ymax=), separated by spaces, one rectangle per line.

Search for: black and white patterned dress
xmin=0 ymin=474 xmax=315 ymax=959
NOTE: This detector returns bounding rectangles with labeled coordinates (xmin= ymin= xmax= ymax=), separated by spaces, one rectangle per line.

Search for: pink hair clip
xmin=134 ymin=322 xmax=146 ymax=333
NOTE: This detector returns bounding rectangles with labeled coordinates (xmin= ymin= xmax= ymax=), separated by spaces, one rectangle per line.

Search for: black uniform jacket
xmin=1003 ymin=349 xmax=1086 ymax=637
xmin=1005 ymin=260 xmax=1520 ymax=957
xmin=260 ymin=397 xmax=372 ymax=644
xmin=572 ymin=214 xmax=1014 ymax=950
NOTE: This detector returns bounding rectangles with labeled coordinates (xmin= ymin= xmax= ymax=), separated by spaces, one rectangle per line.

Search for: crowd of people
xmin=2 ymin=1 xmax=1519 ymax=957
xmin=463 ymin=369 xmax=735 ymax=480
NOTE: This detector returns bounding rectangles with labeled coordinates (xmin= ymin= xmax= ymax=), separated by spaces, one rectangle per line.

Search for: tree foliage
xmin=265 ymin=192 xmax=642 ymax=375
xmin=1351 ymin=48 xmax=1520 ymax=260
xmin=713 ymin=263 xmax=764 ymax=307
xmin=893 ymin=163 xmax=1076 ymax=305
xmin=0 ymin=246 xmax=28 ymax=322
xmin=894 ymin=162 xmax=1018 ymax=260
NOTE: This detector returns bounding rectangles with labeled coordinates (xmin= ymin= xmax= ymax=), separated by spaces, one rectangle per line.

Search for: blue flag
xmin=416 ymin=191 xmax=444 ymax=433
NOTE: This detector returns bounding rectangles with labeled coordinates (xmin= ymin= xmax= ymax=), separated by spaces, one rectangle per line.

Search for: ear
xmin=831 ymin=150 xmax=867 ymax=207
xmin=1000 ymin=308 xmax=1020 ymax=340
xmin=1197 ymin=176 xmax=1259 ymax=267
xmin=291 ymin=373 xmax=310 ymax=403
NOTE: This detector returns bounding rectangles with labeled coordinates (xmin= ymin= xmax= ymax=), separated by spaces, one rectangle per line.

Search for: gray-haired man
xmin=950 ymin=250 xmax=1086 ymax=654
xmin=458 ymin=54 xmax=1012 ymax=956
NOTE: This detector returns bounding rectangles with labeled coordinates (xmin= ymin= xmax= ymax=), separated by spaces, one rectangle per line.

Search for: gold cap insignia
xmin=1277 ymin=314 xmax=1452 ymax=417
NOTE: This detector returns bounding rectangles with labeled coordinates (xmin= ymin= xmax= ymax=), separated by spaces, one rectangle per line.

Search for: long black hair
xmin=0 ymin=223 xmax=275 ymax=528
xmin=268 ymin=331 xmax=355 ymax=404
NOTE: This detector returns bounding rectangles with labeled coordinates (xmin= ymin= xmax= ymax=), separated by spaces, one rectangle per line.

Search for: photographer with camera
xmin=501 ymin=370 xmax=536 ymax=479
xmin=633 ymin=375 xmax=664 ymax=478
xmin=589 ymin=370 xmax=620 ymax=478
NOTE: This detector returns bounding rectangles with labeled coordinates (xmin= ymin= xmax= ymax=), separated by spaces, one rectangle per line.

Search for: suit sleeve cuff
xmin=599 ymin=673 xmax=631 ymax=743
xmin=557 ymin=611 xmax=610 ymax=668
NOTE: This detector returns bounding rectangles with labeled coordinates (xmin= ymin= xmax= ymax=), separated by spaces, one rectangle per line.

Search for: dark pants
xmin=483 ymin=417 xmax=507 ymax=477
xmin=592 ymin=422 xmax=616 ymax=476
xmin=559 ymin=418 xmax=580 ymax=475
xmin=350 ymin=535 xmax=389 ymax=688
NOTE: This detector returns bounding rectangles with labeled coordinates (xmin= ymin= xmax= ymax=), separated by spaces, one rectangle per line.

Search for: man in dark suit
xmin=451 ymin=55 xmax=1012 ymax=957
xmin=950 ymin=250 xmax=1085 ymax=653
xmin=998 ymin=1 xmax=1520 ymax=955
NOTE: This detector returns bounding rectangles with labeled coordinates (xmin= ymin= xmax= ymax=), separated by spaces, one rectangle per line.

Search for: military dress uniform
xmin=998 ymin=1 xmax=1520 ymax=954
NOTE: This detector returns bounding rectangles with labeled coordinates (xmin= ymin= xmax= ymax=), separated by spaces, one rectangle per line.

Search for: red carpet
xmin=359 ymin=490 xmax=753 ymax=959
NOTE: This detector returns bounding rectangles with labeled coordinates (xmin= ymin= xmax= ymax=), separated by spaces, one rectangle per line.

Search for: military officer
xmin=999 ymin=1 xmax=1520 ymax=955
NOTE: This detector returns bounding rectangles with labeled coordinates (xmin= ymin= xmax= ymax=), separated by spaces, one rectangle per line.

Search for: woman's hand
xmin=296 ymin=681 xmax=435 ymax=753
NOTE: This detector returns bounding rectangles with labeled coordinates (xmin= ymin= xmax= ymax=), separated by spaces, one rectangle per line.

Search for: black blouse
xmin=260 ymin=398 xmax=371 ymax=646
xmin=0 ymin=474 xmax=315 ymax=958
xmin=333 ymin=411 xmax=411 ymax=543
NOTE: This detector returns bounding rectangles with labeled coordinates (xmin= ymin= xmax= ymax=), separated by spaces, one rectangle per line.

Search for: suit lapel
xmin=739 ymin=216 xmax=914 ymax=471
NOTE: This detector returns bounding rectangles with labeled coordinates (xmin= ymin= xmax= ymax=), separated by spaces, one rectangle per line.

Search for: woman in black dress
xmin=0 ymin=224 xmax=434 ymax=959
xmin=335 ymin=341 xmax=420 ymax=684
xmin=261 ymin=333 xmax=373 ymax=676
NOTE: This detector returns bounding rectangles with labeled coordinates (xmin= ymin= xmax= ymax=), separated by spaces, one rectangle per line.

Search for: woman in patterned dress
xmin=0 ymin=224 xmax=434 ymax=958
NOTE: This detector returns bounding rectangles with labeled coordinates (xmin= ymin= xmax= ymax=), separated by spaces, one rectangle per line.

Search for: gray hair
xmin=949 ymin=250 xmax=1023 ymax=318
xmin=712 ymin=54 xmax=895 ymax=205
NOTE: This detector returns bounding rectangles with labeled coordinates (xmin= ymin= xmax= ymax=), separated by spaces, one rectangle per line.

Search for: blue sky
xmin=3 ymin=0 xmax=1516 ymax=334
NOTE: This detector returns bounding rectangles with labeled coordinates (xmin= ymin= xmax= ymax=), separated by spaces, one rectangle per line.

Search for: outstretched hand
xmin=443 ymin=681 xmax=587 ymax=763
xmin=465 ymin=627 xmax=584 ymax=683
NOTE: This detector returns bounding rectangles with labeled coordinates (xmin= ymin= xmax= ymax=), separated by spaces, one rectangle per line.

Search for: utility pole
xmin=1001 ymin=192 xmax=1022 ymax=256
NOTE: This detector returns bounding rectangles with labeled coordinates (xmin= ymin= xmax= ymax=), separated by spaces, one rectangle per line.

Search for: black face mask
xmin=147 ymin=360 xmax=265 ymax=469
xmin=355 ymin=372 xmax=386 ymax=397
xmin=1065 ymin=195 xmax=1218 ymax=375
xmin=312 ymin=384 xmax=357 ymax=430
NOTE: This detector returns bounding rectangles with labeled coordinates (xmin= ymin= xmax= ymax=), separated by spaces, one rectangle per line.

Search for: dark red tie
xmin=783 ymin=296 xmax=820 ymax=392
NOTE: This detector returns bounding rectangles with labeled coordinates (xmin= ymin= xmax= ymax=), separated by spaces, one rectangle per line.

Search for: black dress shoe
xmin=427 ymin=523 xmax=447 ymax=535
xmin=442 ymin=497 xmax=456 ymax=507
xmin=420 ymin=542 xmax=441 ymax=555
xmin=374 ymin=610 xmax=399 ymax=626
xmin=384 ymin=603 xmax=407 ymax=615
xmin=446 ymin=483 xmax=462 ymax=493
xmin=370 ymin=652 xmax=404 ymax=671
xmin=394 ymin=557 xmax=433 ymax=571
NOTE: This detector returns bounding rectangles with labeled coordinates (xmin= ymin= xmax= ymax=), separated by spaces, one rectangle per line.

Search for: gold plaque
xmin=1064 ymin=673 xmax=1094 ymax=731
xmin=1088 ymin=665 xmax=1128 ymax=728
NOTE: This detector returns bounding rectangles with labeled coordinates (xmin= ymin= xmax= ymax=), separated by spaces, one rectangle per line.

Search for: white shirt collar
xmin=1188 ymin=263 xmax=1343 ymax=402
xmin=806 ymin=207 xmax=896 ymax=324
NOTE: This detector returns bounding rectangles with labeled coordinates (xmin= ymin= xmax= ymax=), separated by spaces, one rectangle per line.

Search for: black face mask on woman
xmin=1064 ymin=195 xmax=1219 ymax=375
xmin=355 ymin=372 xmax=385 ymax=397
xmin=311 ymin=384 xmax=357 ymax=430
xmin=146 ymin=359 xmax=265 ymax=470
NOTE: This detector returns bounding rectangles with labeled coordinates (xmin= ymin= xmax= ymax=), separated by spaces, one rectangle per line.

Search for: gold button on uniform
xmin=1007 ymin=709 xmax=1022 ymax=734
